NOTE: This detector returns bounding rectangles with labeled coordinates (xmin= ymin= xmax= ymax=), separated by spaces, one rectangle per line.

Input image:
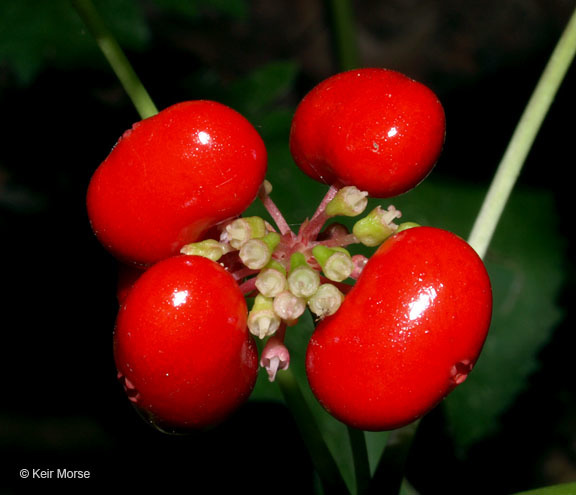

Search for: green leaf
xmin=364 ymin=430 xmax=390 ymax=476
xmin=0 ymin=0 xmax=149 ymax=84
xmin=185 ymin=60 xmax=299 ymax=127
xmin=400 ymin=480 xmax=421 ymax=495
xmin=510 ymin=483 xmax=576 ymax=495
xmin=391 ymin=179 xmax=565 ymax=451
xmin=227 ymin=60 xmax=299 ymax=117
xmin=0 ymin=0 xmax=247 ymax=85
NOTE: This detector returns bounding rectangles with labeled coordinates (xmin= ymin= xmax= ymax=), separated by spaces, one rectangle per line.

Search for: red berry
xmin=87 ymin=101 xmax=267 ymax=267
xmin=305 ymin=227 xmax=492 ymax=431
xmin=289 ymin=68 xmax=446 ymax=198
xmin=116 ymin=263 xmax=145 ymax=304
xmin=114 ymin=255 xmax=258 ymax=431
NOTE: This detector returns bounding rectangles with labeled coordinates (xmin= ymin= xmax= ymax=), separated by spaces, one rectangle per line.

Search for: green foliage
xmin=0 ymin=0 xmax=148 ymax=84
xmin=0 ymin=0 xmax=247 ymax=84
xmin=510 ymin=483 xmax=576 ymax=495
xmin=225 ymin=61 xmax=298 ymax=118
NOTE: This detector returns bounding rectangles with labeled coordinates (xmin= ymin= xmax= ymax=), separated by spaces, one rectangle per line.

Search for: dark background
xmin=1 ymin=1 xmax=575 ymax=493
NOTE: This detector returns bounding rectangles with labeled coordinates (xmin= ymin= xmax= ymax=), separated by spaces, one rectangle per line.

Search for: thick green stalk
xmin=71 ymin=0 xmax=158 ymax=119
xmin=276 ymin=369 xmax=349 ymax=494
xmin=347 ymin=426 xmax=371 ymax=494
xmin=468 ymin=6 xmax=576 ymax=258
xmin=367 ymin=421 xmax=420 ymax=495
xmin=326 ymin=0 xmax=361 ymax=71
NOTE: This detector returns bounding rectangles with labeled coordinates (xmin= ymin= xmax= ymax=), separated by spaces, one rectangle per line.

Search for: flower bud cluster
xmin=247 ymin=250 xmax=348 ymax=340
xmin=180 ymin=182 xmax=415 ymax=381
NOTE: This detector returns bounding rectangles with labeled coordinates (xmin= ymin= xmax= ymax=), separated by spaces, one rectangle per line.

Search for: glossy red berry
xmin=305 ymin=227 xmax=492 ymax=431
xmin=87 ymin=100 xmax=267 ymax=267
xmin=289 ymin=68 xmax=446 ymax=198
xmin=114 ymin=255 xmax=258 ymax=432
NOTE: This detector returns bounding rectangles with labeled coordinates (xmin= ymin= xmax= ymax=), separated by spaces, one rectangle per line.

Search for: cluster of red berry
xmin=87 ymin=68 xmax=492 ymax=433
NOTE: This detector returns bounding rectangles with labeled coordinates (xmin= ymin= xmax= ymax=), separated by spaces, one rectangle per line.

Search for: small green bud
xmin=255 ymin=267 xmax=287 ymax=297
xmin=312 ymin=245 xmax=353 ymax=282
xmin=273 ymin=291 xmax=307 ymax=321
xmin=308 ymin=283 xmax=345 ymax=319
xmin=352 ymin=206 xmax=402 ymax=247
xmin=180 ymin=239 xmax=231 ymax=261
xmin=287 ymin=264 xmax=321 ymax=299
xmin=262 ymin=232 xmax=281 ymax=252
xmin=289 ymin=252 xmax=308 ymax=271
xmin=248 ymin=294 xmax=281 ymax=339
xmin=325 ymin=186 xmax=369 ymax=217
xmin=265 ymin=259 xmax=287 ymax=276
xmin=239 ymin=239 xmax=272 ymax=270
xmin=226 ymin=216 xmax=267 ymax=249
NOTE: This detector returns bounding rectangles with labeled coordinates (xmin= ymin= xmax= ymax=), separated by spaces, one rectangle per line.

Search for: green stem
xmin=276 ymin=368 xmax=349 ymax=494
xmin=367 ymin=420 xmax=420 ymax=495
xmin=467 ymin=5 xmax=576 ymax=258
xmin=71 ymin=0 xmax=158 ymax=119
xmin=326 ymin=0 xmax=361 ymax=71
xmin=347 ymin=426 xmax=371 ymax=494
